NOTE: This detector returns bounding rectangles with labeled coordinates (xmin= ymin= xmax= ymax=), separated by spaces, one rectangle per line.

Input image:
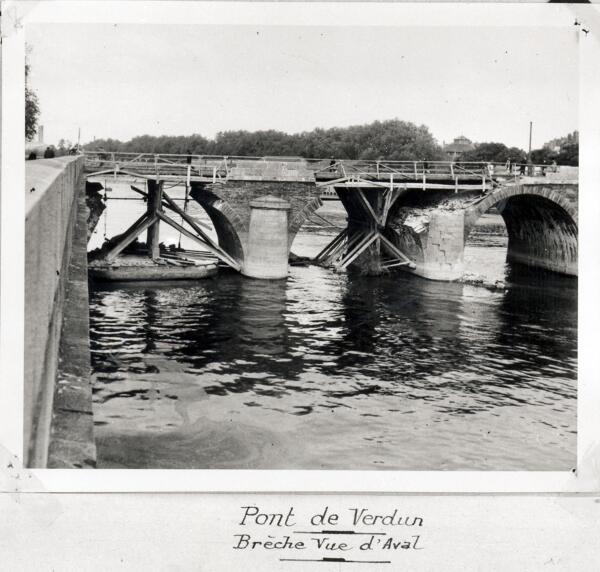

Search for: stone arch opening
xmin=462 ymin=203 xmax=509 ymax=281
xmin=467 ymin=190 xmax=577 ymax=277
xmin=288 ymin=194 xmax=352 ymax=262
xmin=287 ymin=196 xmax=326 ymax=258
xmin=190 ymin=187 xmax=246 ymax=263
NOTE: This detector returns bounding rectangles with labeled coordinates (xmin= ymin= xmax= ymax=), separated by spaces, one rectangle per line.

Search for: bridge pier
xmin=190 ymin=178 xmax=322 ymax=279
xmin=387 ymin=182 xmax=578 ymax=281
xmin=391 ymin=210 xmax=466 ymax=281
xmin=243 ymin=196 xmax=291 ymax=279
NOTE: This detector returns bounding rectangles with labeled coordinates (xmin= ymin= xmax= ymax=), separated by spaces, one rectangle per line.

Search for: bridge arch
xmin=190 ymin=186 xmax=246 ymax=263
xmin=465 ymin=184 xmax=578 ymax=276
xmin=288 ymin=196 xmax=324 ymax=252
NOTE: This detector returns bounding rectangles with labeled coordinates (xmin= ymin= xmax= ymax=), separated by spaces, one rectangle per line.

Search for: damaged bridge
xmin=85 ymin=152 xmax=578 ymax=281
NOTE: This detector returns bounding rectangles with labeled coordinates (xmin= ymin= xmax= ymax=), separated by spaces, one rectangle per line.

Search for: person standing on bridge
xmin=186 ymin=149 xmax=192 ymax=165
xmin=43 ymin=146 xmax=55 ymax=159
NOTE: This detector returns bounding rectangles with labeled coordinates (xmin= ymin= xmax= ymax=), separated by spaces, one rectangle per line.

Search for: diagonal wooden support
xmin=379 ymin=233 xmax=416 ymax=268
xmin=322 ymin=233 xmax=351 ymax=265
xmin=355 ymin=189 xmax=381 ymax=226
xmin=336 ymin=230 xmax=379 ymax=270
xmin=105 ymin=214 xmax=159 ymax=262
xmin=161 ymin=190 xmax=213 ymax=232
xmin=381 ymin=188 xmax=394 ymax=226
xmin=314 ymin=228 xmax=348 ymax=263
xmin=131 ymin=185 xmax=212 ymax=231
xmin=156 ymin=211 xmax=241 ymax=271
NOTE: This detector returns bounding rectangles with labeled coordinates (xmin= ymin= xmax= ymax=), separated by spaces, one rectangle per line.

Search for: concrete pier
xmin=242 ymin=196 xmax=291 ymax=279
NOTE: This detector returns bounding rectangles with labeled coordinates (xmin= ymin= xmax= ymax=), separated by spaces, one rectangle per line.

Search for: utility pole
xmin=527 ymin=121 xmax=533 ymax=175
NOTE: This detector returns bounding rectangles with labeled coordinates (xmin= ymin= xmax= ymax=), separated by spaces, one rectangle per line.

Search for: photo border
xmin=2 ymin=0 xmax=599 ymax=494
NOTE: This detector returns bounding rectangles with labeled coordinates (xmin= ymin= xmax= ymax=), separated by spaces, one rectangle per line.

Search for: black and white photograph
xmin=2 ymin=1 xmax=600 ymax=570
xmin=21 ymin=6 xmax=581 ymax=472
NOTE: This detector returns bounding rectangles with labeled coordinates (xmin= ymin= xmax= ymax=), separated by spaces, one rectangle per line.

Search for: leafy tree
xmin=84 ymin=119 xmax=444 ymax=161
xmin=529 ymin=131 xmax=579 ymax=166
xmin=25 ymin=61 xmax=40 ymax=142
xmin=461 ymin=142 xmax=526 ymax=163
xmin=556 ymin=142 xmax=578 ymax=166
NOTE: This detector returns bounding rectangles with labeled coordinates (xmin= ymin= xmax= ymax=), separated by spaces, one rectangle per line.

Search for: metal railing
xmin=83 ymin=151 xmax=560 ymax=186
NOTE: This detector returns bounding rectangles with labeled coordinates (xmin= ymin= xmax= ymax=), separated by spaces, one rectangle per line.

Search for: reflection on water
xmin=89 ymin=195 xmax=577 ymax=470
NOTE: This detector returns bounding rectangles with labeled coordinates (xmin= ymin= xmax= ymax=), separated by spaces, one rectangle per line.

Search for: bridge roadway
xmin=83 ymin=152 xmax=578 ymax=281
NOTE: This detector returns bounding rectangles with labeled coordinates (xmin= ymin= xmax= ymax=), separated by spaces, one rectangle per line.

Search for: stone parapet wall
xmin=24 ymin=156 xmax=84 ymax=467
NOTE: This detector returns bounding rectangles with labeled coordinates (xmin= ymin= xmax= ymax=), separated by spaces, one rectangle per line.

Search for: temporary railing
xmin=83 ymin=151 xmax=559 ymax=191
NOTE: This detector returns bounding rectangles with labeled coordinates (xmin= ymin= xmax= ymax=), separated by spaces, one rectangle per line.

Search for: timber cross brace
xmin=100 ymin=179 xmax=241 ymax=271
xmin=315 ymin=186 xmax=415 ymax=273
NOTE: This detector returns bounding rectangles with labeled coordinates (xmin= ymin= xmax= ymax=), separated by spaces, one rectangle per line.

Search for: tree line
xmin=84 ymin=120 xmax=446 ymax=161
xmin=83 ymin=121 xmax=578 ymax=166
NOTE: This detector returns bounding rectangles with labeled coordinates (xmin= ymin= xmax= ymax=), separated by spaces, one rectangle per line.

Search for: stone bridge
xmin=190 ymin=175 xmax=578 ymax=281
xmin=83 ymin=152 xmax=578 ymax=281
xmin=384 ymin=181 xmax=578 ymax=280
xmin=190 ymin=178 xmax=322 ymax=277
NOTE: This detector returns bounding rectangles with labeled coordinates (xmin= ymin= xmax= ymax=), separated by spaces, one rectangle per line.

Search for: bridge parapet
xmin=25 ymin=156 xmax=95 ymax=467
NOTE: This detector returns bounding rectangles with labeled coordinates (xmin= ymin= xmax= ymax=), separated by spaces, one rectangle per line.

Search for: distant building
xmin=443 ymin=135 xmax=474 ymax=161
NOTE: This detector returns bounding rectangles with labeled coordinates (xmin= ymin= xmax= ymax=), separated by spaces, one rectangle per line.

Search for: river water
xmin=88 ymin=182 xmax=577 ymax=470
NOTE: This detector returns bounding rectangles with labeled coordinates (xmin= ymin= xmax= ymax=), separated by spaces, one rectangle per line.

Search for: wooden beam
xmin=156 ymin=211 xmax=241 ymax=271
xmin=130 ymin=185 xmax=148 ymax=199
xmin=337 ymin=231 xmax=379 ymax=270
xmin=161 ymin=190 xmax=213 ymax=232
xmin=105 ymin=214 xmax=158 ymax=262
xmin=379 ymin=233 xmax=415 ymax=267
xmin=146 ymin=180 xmax=163 ymax=259
xmin=314 ymin=228 xmax=347 ymax=262
xmin=381 ymin=186 xmax=396 ymax=226
xmin=355 ymin=189 xmax=380 ymax=226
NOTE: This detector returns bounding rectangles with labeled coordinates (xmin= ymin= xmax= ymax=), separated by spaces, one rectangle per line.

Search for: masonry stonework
xmin=191 ymin=181 xmax=322 ymax=268
xmin=388 ymin=182 xmax=578 ymax=281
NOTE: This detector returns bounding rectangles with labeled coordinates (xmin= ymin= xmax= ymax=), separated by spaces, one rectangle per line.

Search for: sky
xmin=26 ymin=23 xmax=578 ymax=151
